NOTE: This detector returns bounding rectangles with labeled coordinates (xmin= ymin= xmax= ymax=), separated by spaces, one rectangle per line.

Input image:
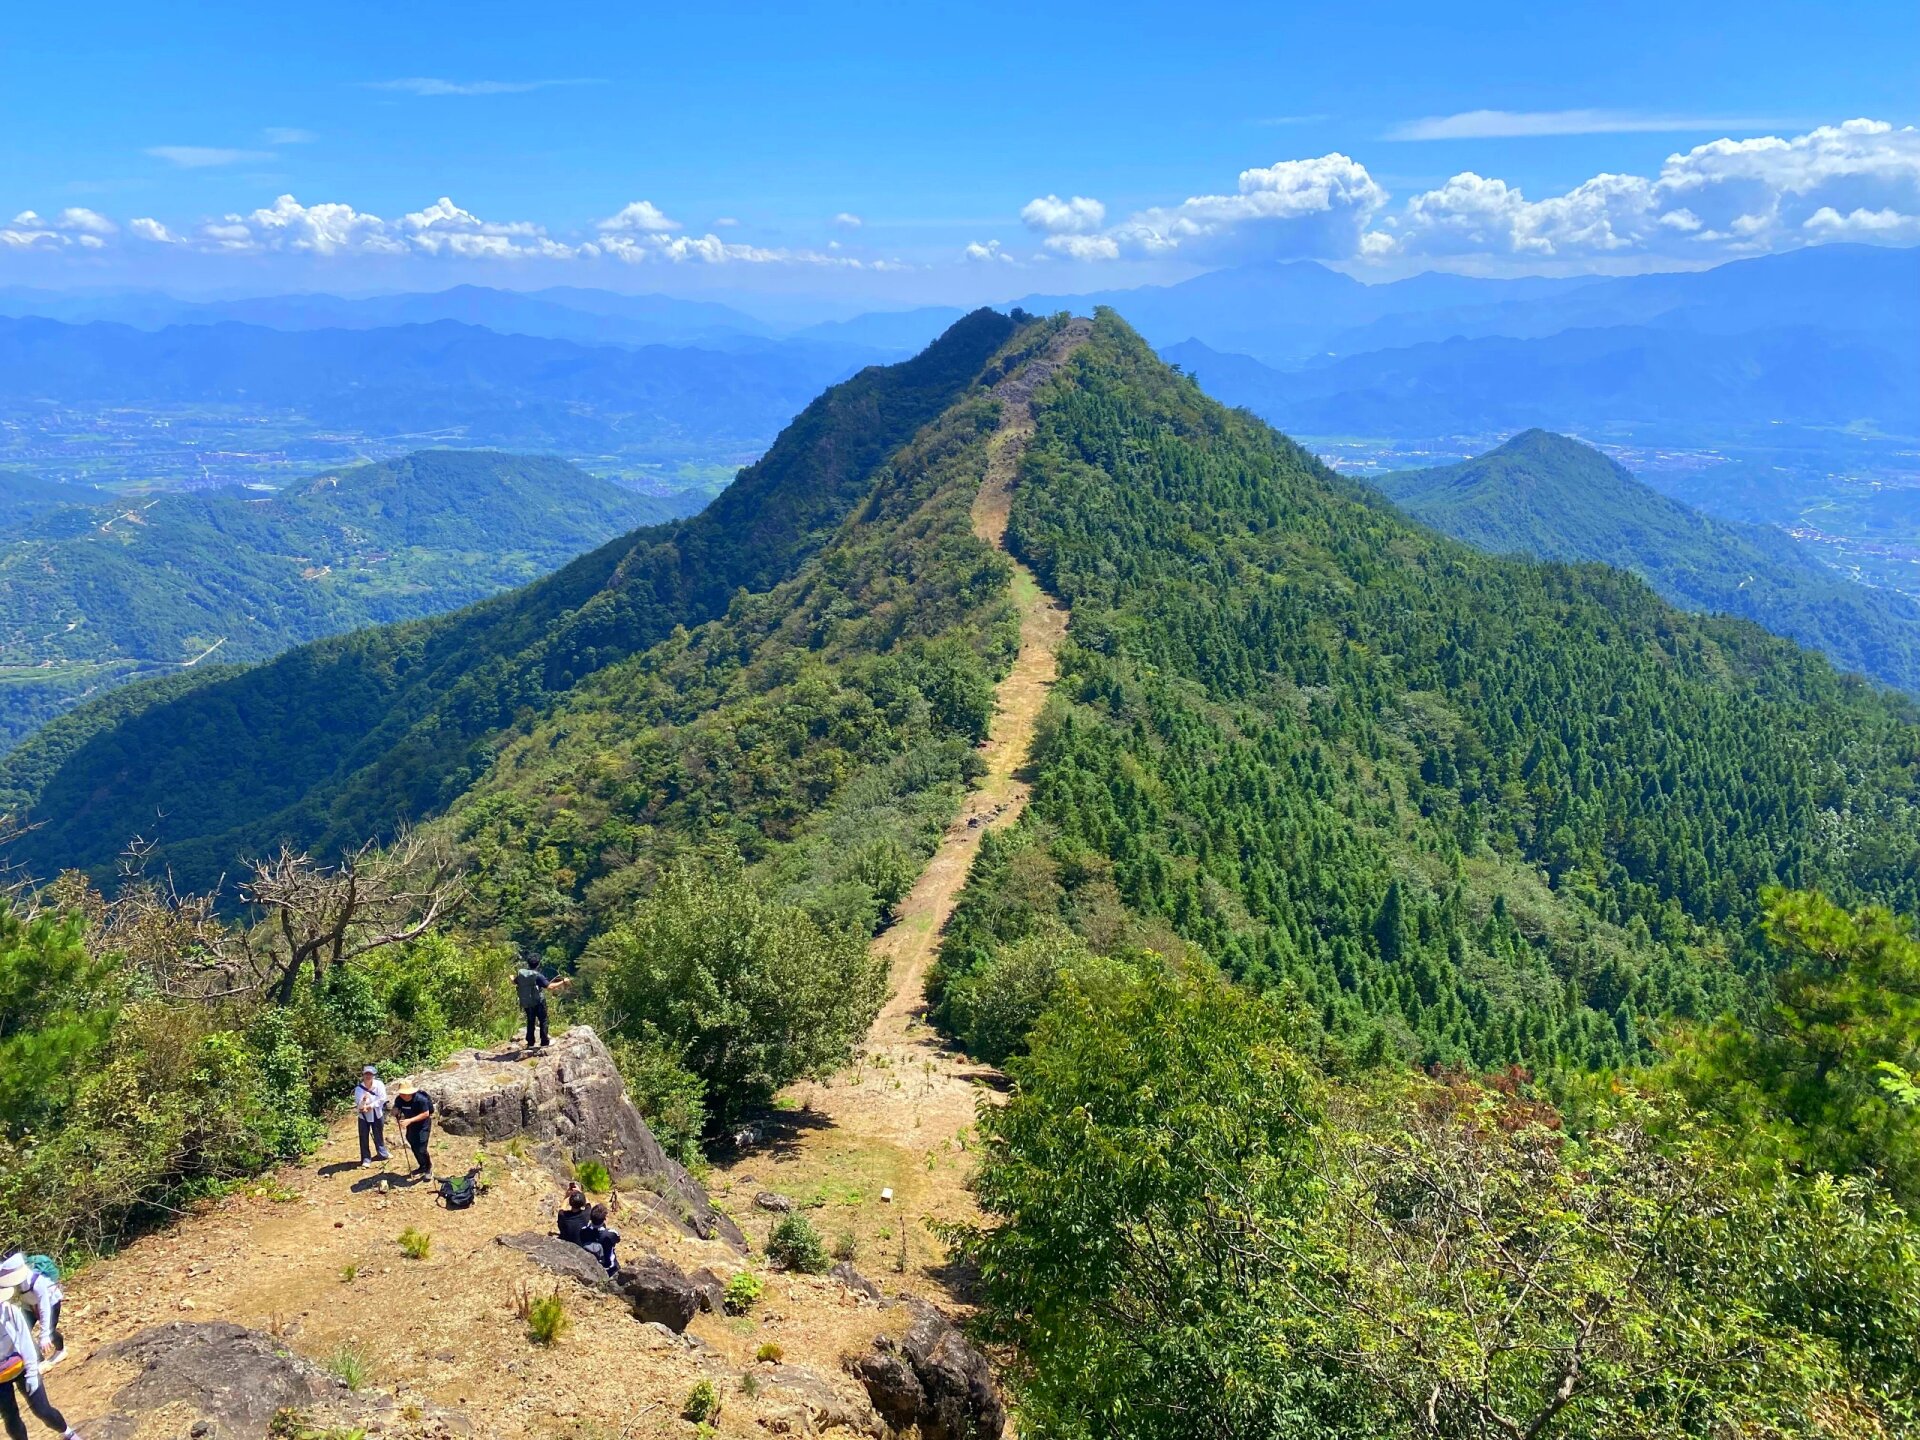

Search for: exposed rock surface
xmin=850 ymin=1300 xmax=1005 ymax=1440
xmin=754 ymin=1190 xmax=795 ymax=1213
xmin=688 ymin=1265 xmax=727 ymax=1314
xmin=830 ymin=1261 xmax=884 ymax=1302
xmin=419 ymin=1026 xmax=744 ymax=1247
xmin=753 ymin=1362 xmax=884 ymax=1437
xmin=618 ymin=1252 xmax=703 ymax=1332
xmin=86 ymin=1321 xmax=466 ymax=1439
xmin=496 ymin=1231 xmax=617 ymax=1291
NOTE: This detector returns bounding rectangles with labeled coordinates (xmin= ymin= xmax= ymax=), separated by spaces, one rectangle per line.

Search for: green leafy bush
xmin=766 ymin=1212 xmax=830 ymax=1274
xmin=397 ymin=1227 xmax=431 ymax=1260
xmin=682 ymin=1379 xmax=721 ymax=1423
xmin=722 ymin=1270 xmax=764 ymax=1315
xmin=572 ymin=1159 xmax=611 ymax=1195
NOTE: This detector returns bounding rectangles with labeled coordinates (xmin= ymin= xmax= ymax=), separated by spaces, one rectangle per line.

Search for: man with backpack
xmin=513 ymin=959 xmax=570 ymax=1050
xmin=0 ymin=1259 xmax=59 ymax=1368
xmin=353 ymin=1065 xmax=390 ymax=1170
xmin=0 ymin=1278 xmax=80 ymax=1440
xmin=579 ymin=1203 xmax=621 ymax=1278
xmin=391 ymin=1084 xmax=435 ymax=1179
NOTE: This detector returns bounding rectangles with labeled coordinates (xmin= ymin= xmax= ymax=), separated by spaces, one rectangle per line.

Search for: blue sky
xmin=4 ymin=0 xmax=1916 ymax=310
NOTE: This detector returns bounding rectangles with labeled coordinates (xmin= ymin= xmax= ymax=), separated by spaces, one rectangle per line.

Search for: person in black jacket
xmin=512 ymin=961 xmax=571 ymax=1050
xmin=556 ymin=1187 xmax=590 ymax=1245
xmin=391 ymin=1085 xmax=435 ymax=1178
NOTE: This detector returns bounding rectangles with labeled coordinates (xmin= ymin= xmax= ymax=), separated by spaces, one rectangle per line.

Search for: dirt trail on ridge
xmin=708 ymin=317 xmax=1090 ymax=1279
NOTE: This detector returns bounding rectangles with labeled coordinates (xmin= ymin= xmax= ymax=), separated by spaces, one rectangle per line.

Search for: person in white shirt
xmin=0 ymin=1261 xmax=58 ymax=1367
xmin=0 ymin=1287 xmax=79 ymax=1439
xmin=353 ymin=1065 xmax=390 ymax=1170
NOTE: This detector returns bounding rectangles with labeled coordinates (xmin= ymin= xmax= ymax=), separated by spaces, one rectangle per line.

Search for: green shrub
xmin=526 ymin=1291 xmax=570 ymax=1347
xmin=755 ymin=1340 xmax=784 ymax=1363
xmin=324 ymin=1342 xmax=370 ymax=1391
xmin=766 ymin=1212 xmax=830 ymax=1274
xmin=723 ymin=1270 xmax=764 ymax=1314
xmin=832 ymin=1229 xmax=858 ymax=1261
xmin=607 ymin=1035 xmax=706 ymax=1166
xmin=573 ymin=1159 xmax=611 ymax=1195
xmin=682 ymin=1379 xmax=721 ymax=1423
xmin=397 ymin=1226 xmax=431 ymax=1260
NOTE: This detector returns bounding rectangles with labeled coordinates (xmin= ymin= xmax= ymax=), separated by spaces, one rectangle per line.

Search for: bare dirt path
xmin=707 ymin=318 xmax=1089 ymax=1287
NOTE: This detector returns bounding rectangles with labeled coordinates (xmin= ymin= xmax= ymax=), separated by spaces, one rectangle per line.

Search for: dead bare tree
xmin=242 ymin=827 xmax=467 ymax=1005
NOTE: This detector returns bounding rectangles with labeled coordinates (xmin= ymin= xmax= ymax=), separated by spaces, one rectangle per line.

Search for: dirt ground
xmin=48 ymin=323 xmax=1090 ymax=1439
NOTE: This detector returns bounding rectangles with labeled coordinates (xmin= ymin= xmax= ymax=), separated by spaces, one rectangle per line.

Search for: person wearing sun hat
xmin=352 ymin=1065 xmax=390 ymax=1170
xmin=0 ymin=1258 xmax=58 ymax=1369
xmin=390 ymin=1082 xmax=435 ymax=1179
xmin=0 ymin=1279 xmax=80 ymax=1439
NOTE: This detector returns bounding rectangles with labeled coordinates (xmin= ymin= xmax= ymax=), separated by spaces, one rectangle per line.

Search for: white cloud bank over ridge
xmin=1019 ymin=119 xmax=1920 ymax=264
xmin=107 ymin=194 xmax=906 ymax=270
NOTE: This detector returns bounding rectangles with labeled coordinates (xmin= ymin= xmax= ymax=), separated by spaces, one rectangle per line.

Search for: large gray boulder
xmin=496 ymin=1231 xmax=618 ymax=1291
xmin=753 ymin=1363 xmax=884 ymax=1437
xmin=420 ymin=1025 xmax=743 ymax=1247
xmin=618 ymin=1253 xmax=704 ymax=1332
xmin=85 ymin=1321 xmax=466 ymax=1439
xmin=850 ymin=1300 xmax=1005 ymax=1440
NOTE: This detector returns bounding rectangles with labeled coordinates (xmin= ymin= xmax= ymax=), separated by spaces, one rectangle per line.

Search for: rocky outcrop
xmin=496 ymin=1231 xmax=617 ymax=1291
xmin=830 ymin=1261 xmax=884 ymax=1302
xmin=419 ymin=1026 xmax=743 ymax=1247
xmin=86 ymin=1321 xmax=466 ymax=1439
xmin=850 ymin=1300 xmax=1005 ymax=1440
xmin=619 ymin=1253 xmax=704 ymax=1332
xmin=754 ymin=1363 xmax=884 ymax=1437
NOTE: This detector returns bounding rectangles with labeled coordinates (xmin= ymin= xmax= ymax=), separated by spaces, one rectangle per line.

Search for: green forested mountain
xmin=932 ymin=312 xmax=1920 ymax=1074
xmin=11 ymin=308 xmax=1919 ymax=1076
xmin=1373 ymin=429 xmax=1920 ymax=695
xmin=0 ymin=451 xmax=697 ymax=752
xmin=0 ymin=308 xmax=1029 ymax=884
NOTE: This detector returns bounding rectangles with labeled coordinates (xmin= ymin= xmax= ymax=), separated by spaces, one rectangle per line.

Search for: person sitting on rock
xmin=390 ymin=1084 xmax=435 ymax=1179
xmin=580 ymin=1203 xmax=621 ymax=1277
xmin=512 ymin=959 xmax=570 ymax=1050
xmin=556 ymin=1187 xmax=590 ymax=1245
xmin=0 ymin=1258 xmax=60 ymax=1371
xmin=0 ymin=1282 xmax=81 ymax=1440
xmin=353 ymin=1065 xmax=390 ymax=1170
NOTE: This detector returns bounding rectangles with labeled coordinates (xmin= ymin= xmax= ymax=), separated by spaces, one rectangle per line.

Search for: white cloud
xmin=964 ymin=239 xmax=1015 ymax=264
xmin=264 ymin=127 xmax=318 ymax=145
xmin=56 ymin=207 xmax=116 ymax=236
xmin=1047 ymin=153 xmax=1387 ymax=262
xmin=1020 ymin=194 xmax=1106 ymax=235
xmin=1391 ymin=118 xmax=1920 ymax=258
xmin=1386 ymin=108 xmax=1793 ymax=141
xmin=712 ymin=216 xmax=740 ymax=227
xmin=1043 ymin=233 xmax=1120 ymax=261
xmin=596 ymin=200 xmax=680 ymax=234
xmin=364 ymin=77 xmax=601 ymax=97
xmin=833 ymin=212 xmax=863 ymax=228
xmin=147 ymin=146 xmax=273 ymax=168
xmin=129 ymin=217 xmax=179 ymax=243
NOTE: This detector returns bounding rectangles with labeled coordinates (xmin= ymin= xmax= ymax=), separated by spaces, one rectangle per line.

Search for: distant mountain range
xmin=1373 ymin=430 xmax=1920 ymax=696
xmin=0 ymin=450 xmax=698 ymax=752
xmin=0 ymin=314 xmax=878 ymax=461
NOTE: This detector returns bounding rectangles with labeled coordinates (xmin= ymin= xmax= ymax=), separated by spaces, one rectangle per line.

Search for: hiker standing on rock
xmin=0 ymin=1282 xmax=80 ymax=1440
xmin=391 ymin=1084 xmax=435 ymax=1179
xmin=513 ymin=959 xmax=570 ymax=1050
xmin=353 ymin=1065 xmax=390 ymax=1170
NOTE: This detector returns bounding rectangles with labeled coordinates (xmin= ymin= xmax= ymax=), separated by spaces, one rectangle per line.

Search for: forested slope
xmin=0 ymin=308 xmax=1028 ymax=888
xmin=0 ymin=452 xmax=693 ymax=752
xmin=933 ymin=310 xmax=1920 ymax=1072
xmin=1375 ymin=429 xmax=1920 ymax=695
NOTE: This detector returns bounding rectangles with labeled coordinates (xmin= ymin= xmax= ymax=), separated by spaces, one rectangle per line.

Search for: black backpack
xmin=436 ymin=1168 xmax=482 ymax=1209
